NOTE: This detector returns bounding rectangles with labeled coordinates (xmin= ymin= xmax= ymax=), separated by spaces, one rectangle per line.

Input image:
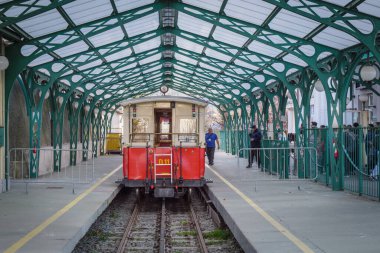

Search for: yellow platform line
xmin=5 ymin=164 xmax=122 ymax=253
xmin=207 ymin=165 xmax=314 ymax=253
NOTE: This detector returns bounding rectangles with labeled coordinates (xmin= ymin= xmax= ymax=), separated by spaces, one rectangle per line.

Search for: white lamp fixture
xmin=360 ymin=64 xmax=378 ymax=82
xmin=358 ymin=94 xmax=369 ymax=102
xmin=84 ymin=105 xmax=90 ymax=112
xmin=160 ymin=85 xmax=169 ymax=94
xmin=101 ymin=110 xmax=106 ymax=117
xmin=94 ymin=108 xmax=99 ymax=116
xmin=57 ymin=96 xmax=64 ymax=106
xmin=0 ymin=55 xmax=9 ymax=70
xmin=38 ymin=90 xmax=50 ymax=99
xmin=314 ymin=79 xmax=324 ymax=92
xmin=73 ymin=101 xmax=79 ymax=109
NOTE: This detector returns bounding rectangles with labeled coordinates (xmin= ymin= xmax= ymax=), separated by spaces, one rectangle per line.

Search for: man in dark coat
xmin=247 ymin=125 xmax=262 ymax=168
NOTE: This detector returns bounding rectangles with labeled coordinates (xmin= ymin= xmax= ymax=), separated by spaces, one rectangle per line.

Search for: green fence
xmin=261 ymin=140 xmax=290 ymax=178
xmin=304 ymin=127 xmax=380 ymax=199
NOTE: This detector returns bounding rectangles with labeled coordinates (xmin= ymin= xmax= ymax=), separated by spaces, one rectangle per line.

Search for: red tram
xmin=121 ymin=96 xmax=209 ymax=198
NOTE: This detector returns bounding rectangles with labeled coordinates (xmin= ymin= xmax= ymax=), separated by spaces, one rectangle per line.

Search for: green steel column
xmin=91 ymin=108 xmax=100 ymax=158
xmin=51 ymin=86 xmax=72 ymax=172
xmin=69 ymin=97 xmax=84 ymax=166
xmin=82 ymin=104 xmax=92 ymax=161
xmin=24 ymin=71 xmax=51 ymax=178
xmin=99 ymin=111 xmax=106 ymax=155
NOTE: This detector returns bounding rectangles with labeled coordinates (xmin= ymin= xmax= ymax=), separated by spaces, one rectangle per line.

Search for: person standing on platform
xmin=247 ymin=125 xmax=262 ymax=168
xmin=205 ymin=128 xmax=220 ymax=166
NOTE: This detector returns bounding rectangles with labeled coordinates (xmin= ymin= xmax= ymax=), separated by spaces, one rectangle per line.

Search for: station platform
xmin=0 ymin=155 xmax=123 ymax=253
xmin=205 ymin=151 xmax=380 ymax=253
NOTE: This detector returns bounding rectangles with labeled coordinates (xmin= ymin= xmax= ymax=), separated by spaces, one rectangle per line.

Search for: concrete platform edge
xmin=205 ymin=184 xmax=257 ymax=253
xmin=62 ymin=184 xmax=123 ymax=253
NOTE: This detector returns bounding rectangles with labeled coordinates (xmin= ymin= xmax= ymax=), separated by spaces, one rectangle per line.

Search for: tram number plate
xmin=157 ymin=158 xmax=171 ymax=165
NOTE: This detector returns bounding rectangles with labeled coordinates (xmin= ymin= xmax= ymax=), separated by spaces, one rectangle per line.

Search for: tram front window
xmin=155 ymin=109 xmax=172 ymax=147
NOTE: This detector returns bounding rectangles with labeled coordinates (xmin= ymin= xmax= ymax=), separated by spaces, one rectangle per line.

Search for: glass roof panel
xmin=177 ymin=12 xmax=213 ymax=37
xmin=133 ymin=36 xmax=161 ymax=53
xmin=112 ymin=62 xmax=137 ymax=71
xmin=182 ymin=0 xmax=223 ymax=13
xmin=77 ymin=59 xmax=103 ymax=71
xmin=212 ymin=26 xmax=249 ymax=47
xmin=17 ymin=9 xmax=68 ymax=37
xmin=28 ymin=54 xmax=54 ymax=67
xmin=88 ymin=26 xmax=124 ymax=47
xmin=174 ymin=64 xmax=193 ymax=74
xmin=204 ymin=48 xmax=232 ymax=62
xmin=175 ymin=53 xmax=198 ymax=65
xmin=287 ymin=0 xmax=334 ymax=18
xmin=282 ymin=54 xmax=307 ymax=67
xmin=224 ymin=0 xmax=276 ymax=26
xmin=357 ymin=0 xmax=380 ymax=18
xmin=247 ymin=40 xmax=282 ymax=58
xmin=198 ymin=63 xmax=220 ymax=76
xmin=143 ymin=65 xmax=161 ymax=74
xmin=176 ymin=37 xmax=204 ymax=54
xmin=234 ymin=59 xmax=259 ymax=71
xmin=62 ymin=0 xmax=113 ymax=25
xmin=138 ymin=53 xmax=161 ymax=65
xmin=105 ymin=48 xmax=133 ymax=62
xmin=54 ymin=40 xmax=89 ymax=57
xmin=322 ymin=0 xmax=352 ymax=7
xmin=312 ymin=27 xmax=359 ymax=49
xmin=124 ymin=12 xmax=159 ymax=37
xmin=114 ymin=0 xmax=154 ymax=13
xmin=268 ymin=9 xmax=320 ymax=38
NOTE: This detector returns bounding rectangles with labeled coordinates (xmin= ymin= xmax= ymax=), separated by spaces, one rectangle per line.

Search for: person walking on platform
xmin=247 ymin=125 xmax=262 ymax=168
xmin=205 ymin=128 xmax=220 ymax=166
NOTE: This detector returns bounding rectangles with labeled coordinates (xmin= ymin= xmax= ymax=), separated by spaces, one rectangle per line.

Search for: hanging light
xmin=101 ymin=110 xmax=106 ymax=116
xmin=360 ymin=64 xmax=378 ymax=82
xmin=57 ymin=96 xmax=64 ymax=106
xmin=358 ymin=94 xmax=369 ymax=102
xmin=38 ymin=90 xmax=50 ymax=99
xmin=314 ymin=79 xmax=324 ymax=92
xmin=73 ymin=101 xmax=79 ymax=109
xmin=0 ymin=55 xmax=9 ymax=70
xmin=94 ymin=107 xmax=99 ymax=116
xmin=84 ymin=105 xmax=90 ymax=112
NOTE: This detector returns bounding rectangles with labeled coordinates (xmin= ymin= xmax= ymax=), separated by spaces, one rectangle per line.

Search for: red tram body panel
xmin=122 ymin=146 xmax=206 ymax=197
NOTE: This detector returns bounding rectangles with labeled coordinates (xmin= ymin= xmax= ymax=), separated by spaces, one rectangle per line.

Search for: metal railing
xmin=130 ymin=132 xmax=199 ymax=144
xmin=304 ymin=127 xmax=380 ymax=199
xmin=237 ymin=147 xmax=318 ymax=181
xmin=8 ymin=148 xmax=95 ymax=193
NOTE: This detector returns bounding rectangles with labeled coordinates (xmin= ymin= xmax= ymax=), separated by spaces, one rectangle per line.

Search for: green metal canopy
xmin=1 ymin=0 xmax=380 ymax=189
xmin=1 ymin=0 xmax=379 ymax=107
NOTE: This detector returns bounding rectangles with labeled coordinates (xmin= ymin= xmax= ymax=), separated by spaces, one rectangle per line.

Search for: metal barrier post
xmin=358 ymin=128 xmax=363 ymax=196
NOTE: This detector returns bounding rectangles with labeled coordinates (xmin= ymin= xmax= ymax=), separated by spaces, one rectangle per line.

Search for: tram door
xmin=154 ymin=109 xmax=172 ymax=147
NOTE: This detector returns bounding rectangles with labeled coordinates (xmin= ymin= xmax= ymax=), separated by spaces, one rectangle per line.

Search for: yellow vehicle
xmin=106 ymin=133 xmax=122 ymax=154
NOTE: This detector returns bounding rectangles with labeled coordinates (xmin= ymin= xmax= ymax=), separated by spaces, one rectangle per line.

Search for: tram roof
xmin=1 ymin=0 xmax=379 ymax=111
xmin=122 ymin=95 xmax=207 ymax=107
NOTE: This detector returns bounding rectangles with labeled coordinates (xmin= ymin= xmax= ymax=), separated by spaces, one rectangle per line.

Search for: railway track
xmin=74 ymin=188 xmax=243 ymax=253
xmin=117 ymin=192 xmax=208 ymax=253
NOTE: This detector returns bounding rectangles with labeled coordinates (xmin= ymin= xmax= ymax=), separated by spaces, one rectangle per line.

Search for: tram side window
xmin=132 ymin=118 xmax=149 ymax=142
xmin=179 ymin=119 xmax=197 ymax=143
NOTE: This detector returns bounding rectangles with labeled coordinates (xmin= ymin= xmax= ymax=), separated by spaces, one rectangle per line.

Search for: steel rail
xmin=189 ymin=194 xmax=209 ymax=253
xmin=159 ymin=198 xmax=166 ymax=253
xmin=116 ymin=202 xmax=140 ymax=253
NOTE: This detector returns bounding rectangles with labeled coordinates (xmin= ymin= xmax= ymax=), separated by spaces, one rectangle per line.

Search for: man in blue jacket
xmin=247 ymin=125 xmax=262 ymax=168
xmin=205 ymin=128 xmax=220 ymax=165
